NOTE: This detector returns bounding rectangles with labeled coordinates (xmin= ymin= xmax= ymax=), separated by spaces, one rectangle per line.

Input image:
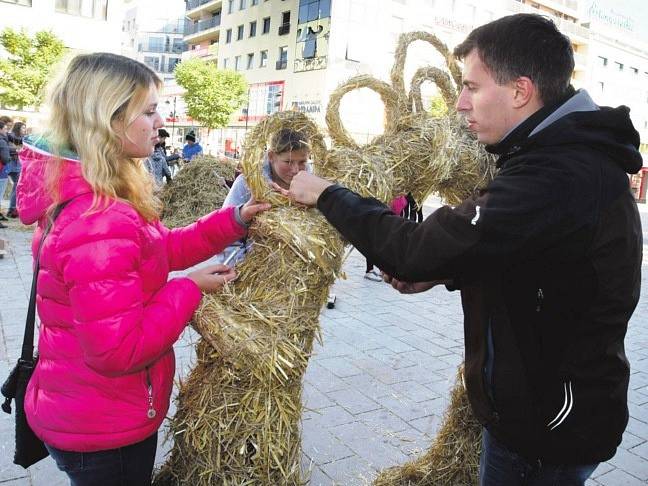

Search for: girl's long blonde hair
xmin=46 ymin=52 xmax=162 ymax=220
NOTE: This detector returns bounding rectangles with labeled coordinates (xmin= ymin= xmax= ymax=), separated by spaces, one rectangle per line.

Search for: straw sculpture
xmin=160 ymin=154 xmax=237 ymax=228
xmin=155 ymin=30 xmax=494 ymax=485
xmin=154 ymin=112 xmax=344 ymax=486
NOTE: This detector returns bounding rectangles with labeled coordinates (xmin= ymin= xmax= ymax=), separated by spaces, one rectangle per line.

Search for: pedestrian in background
xmin=182 ymin=131 xmax=202 ymax=162
xmin=6 ymin=121 xmax=25 ymax=218
xmin=0 ymin=120 xmax=11 ymax=227
xmin=279 ymin=14 xmax=642 ymax=486
xmin=144 ymin=128 xmax=173 ymax=189
xmin=16 ymin=52 xmax=269 ymax=486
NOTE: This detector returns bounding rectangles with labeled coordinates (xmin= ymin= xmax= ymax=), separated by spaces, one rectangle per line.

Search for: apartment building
xmin=121 ymin=0 xmax=187 ymax=83
xmin=0 ymin=0 xmax=124 ymax=123
xmin=0 ymin=0 xmax=122 ymax=52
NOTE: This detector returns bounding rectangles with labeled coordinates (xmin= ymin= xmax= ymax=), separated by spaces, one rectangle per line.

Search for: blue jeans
xmin=479 ymin=428 xmax=598 ymax=486
xmin=45 ymin=433 xmax=157 ymax=486
xmin=8 ymin=172 xmax=18 ymax=210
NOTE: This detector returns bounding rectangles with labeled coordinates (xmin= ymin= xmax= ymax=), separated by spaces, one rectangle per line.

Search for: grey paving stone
xmin=326 ymin=388 xmax=381 ymax=415
xmin=596 ymin=468 xmax=646 ymax=486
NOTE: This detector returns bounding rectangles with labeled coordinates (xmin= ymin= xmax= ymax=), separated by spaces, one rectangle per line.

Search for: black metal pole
xmin=172 ymin=96 xmax=177 ymax=145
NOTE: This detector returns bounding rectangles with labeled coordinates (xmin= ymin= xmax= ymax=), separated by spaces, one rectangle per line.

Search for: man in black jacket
xmin=278 ymin=14 xmax=643 ymax=486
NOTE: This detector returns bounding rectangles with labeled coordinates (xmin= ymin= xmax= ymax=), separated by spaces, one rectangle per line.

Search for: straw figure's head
xmin=322 ymin=31 xmax=496 ymax=206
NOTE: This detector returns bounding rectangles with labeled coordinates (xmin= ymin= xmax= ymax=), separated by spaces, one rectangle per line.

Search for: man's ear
xmin=512 ymin=76 xmax=536 ymax=108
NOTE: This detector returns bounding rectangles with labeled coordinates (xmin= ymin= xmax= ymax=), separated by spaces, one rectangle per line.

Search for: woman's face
xmin=269 ymin=148 xmax=309 ymax=189
xmin=116 ymin=85 xmax=164 ymax=158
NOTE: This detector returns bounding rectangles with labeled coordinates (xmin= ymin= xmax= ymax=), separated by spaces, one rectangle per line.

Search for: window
xmin=276 ymin=46 xmax=288 ymax=69
xmin=239 ymin=0 xmax=246 ymax=9
xmin=298 ymin=26 xmax=317 ymax=58
xmin=237 ymin=24 xmax=244 ymax=40
xmin=144 ymin=56 xmax=160 ymax=71
xmin=614 ymin=61 xmax=624 ymax=71
xmin=168 ymin=57 xmax=181 ymax=73
xmin=226 ymin=28 xmax=232 ymax=43
xmin=262 ymin=17 xmax=271 ymax=34
xmin=55 ymin=0 xmax=108 ymax=20
xmin=172 ymin=38 xmax=186 ymax=53
xmin=267 ymin=83 xmax=283 ymax=114
xmin=597 ymin=56 xmax=607 ymax=66
xmin=279 ymin=11 xmax=290 ymax=35
xmin=1 ymin=0 xmax=32 ymax=6
xmin=598 ymin=81 xmax=604 ymax=92
xmin=249 ymin=20 xmax=257 ymax=37
xmin=298 ymin=0 xmax=330 ymax=22
xmin=631 ymin=67 xmax=639 ymax=75
xmin=247 ymin=53 xmax=254 ymax=69
xmin=227 ymin=0 xmax=234 ymax=13
xmin=223 ymin=57 xmax=229 ymax=69
xmin=260 ymin=50 xmax=268 ymax=67
xmin=234 ymin=55 xmax=241 ymax=71
xmin=148 ymin=37 xmax=164 ymax=52
xmin=252 ymin=0 xmax=258 ymax=4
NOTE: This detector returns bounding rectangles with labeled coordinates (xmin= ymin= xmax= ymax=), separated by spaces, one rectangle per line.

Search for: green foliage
xmin=429 ymin=94 xmax=449 ymax=118
xmin=0 ymin=28 xmax=65 ymax=110
xmin=174 ymin=58 xmax=248 ymax=129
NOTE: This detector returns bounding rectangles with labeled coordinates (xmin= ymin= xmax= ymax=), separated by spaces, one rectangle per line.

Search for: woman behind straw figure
xmin=217 ymin=128 xmax=311 ymax=264
xmin=15 ymin=53 xmax=269 ymax=486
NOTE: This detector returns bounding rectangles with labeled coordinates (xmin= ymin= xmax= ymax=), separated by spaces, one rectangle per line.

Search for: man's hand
xmin=272 ymin=172 xmax=334 ymax=207
xmin=188 ymin=264 xmax=237 ymax=293
xmin=240 ymin=198 xmax=272 ymax=224
xmin=382 ymin=273 xmax=452 ymax=294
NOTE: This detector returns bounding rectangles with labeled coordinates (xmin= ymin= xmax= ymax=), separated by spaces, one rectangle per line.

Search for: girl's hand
xmin=188 ymin=264 xmax=237 ymax=293
xmin=240 ymin=198 xmax=271 ymax=224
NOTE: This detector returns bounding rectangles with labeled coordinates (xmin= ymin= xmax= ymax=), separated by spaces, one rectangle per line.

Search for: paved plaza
xmin=1 ymin=200 xmax=648 ymax=485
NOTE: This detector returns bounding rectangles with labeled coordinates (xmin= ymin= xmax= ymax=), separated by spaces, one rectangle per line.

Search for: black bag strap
xmin=20 ymin=201 xmax=73 ymax=362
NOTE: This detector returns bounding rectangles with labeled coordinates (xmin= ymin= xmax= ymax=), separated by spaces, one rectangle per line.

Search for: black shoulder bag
xmin=1 ymin=201 xmax=70 ymax=468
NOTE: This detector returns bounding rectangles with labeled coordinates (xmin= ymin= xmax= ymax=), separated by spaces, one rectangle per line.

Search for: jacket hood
xmin=490 ymin=90 xmax=643 ymax=174
xmin=17 ymin=136 xmax=93 ymax=225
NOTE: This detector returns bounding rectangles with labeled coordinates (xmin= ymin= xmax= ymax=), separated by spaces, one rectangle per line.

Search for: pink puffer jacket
xmin=17 ymin=138 xmax=246 ymax=452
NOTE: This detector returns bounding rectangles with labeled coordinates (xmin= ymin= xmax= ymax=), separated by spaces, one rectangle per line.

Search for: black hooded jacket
xmin=316 ymin=90 xmax=643 ymax=464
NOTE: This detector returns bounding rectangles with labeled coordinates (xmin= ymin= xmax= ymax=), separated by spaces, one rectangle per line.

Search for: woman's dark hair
xmin=270 ymin=128 xmax=310 ymax=154
xmin=454 ymin=14 xmax=574 ymax=105
xmin=11 ymin=122 xmax=25 ymax=138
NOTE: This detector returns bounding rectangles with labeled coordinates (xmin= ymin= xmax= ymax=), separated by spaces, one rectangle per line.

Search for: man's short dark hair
xmin=454 ymin=14 xmax=574 ymax=105
xmin=0 ymin=121 xmax=5 ymax=130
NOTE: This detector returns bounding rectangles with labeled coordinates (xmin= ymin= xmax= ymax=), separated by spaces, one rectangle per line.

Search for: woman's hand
xmin=240 ymin=198 xmax=271 ymax=224
xmin=188 ymin=264 xmax=237 ymax=293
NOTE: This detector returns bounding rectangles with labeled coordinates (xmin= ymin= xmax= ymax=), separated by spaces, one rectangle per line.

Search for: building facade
xmin=180 ymin=0 xmax=648 ymax=171
xmin=0 ymin=0 xmax=122 ymax=52
xmin=0 ymin=0 xmax=125 ymax=123
xmin=121 ymin=0 xmax=187 ymax=84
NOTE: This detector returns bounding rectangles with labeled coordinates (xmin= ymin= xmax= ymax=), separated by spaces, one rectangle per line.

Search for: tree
xmin=174 ymin=58 xmax=248 ymax=130
xmin=0 ymin=29 xmax=65 ymax=110
xmin=428 ymin=94 xmax=449 ymax=118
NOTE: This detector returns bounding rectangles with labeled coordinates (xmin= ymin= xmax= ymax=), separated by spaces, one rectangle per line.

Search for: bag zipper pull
xmin=536 ymin=288 xmax=544 ymax=312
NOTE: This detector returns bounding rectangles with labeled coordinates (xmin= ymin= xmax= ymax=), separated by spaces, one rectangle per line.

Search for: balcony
xmin=186 ymin=0 xmax=222 ymax=19
xmin=181 ymin=44 xmax=218 ymax=61
xmin=276 ymin=59 xmax=287 ymax=70
xmin=184 ymin=16 xmax=221 ymax=43
xmin=278 ymin=23 xmax=290 ymax=36
xmin=508 ymin=0 xmax=589 ymax=41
